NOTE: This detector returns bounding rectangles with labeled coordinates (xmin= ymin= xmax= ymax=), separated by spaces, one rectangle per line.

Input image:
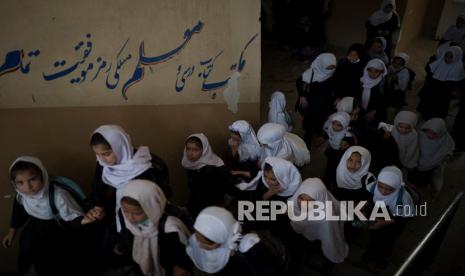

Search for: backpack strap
xmin=48 ymin=182 xmax=60 ymax=220
xmin=396 ymin=187 xmax=405 ymax=206
xmin=158 ymin=212 xmax=169 ymax=237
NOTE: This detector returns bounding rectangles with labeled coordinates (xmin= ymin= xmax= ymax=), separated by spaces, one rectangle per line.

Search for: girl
xmin=365 ymin=0 xmax=400 ymax=57
xmin=363 ymin=166 xmax=414 ymax=269
xmin=87 ymin=125 xmax=170 ymax=266
xmin=268 ymin=91 xmax=293 ymax=131
xmin=379 ymin=111 xmax=419 ymax=174
xmin=415 ymin=118 xmax=455 ymax=196
xmin=367 ymin=37 xmax=389 ymax=65
xmin=386 ymin=53 xmax=411 ymax=109
xmin=182 ymin=133 xmax=239 ymax=218
xmin=335 ymin=146 xmax=375 ymax=202
xmin=417 ymin=46 xmax=465 ymax=119
xmin=2 ymin=156 xmax=91 ymax=276
xmin=257 ymin=122 xmax=310 ymax=167
xmin=321 ymin=112 xmax=355 ymax=188
xmin=296 ymin=53 xmax=337 ymax=145
xmin=333 ymin=43 xmax=368 ymax=99
xmin=119 ymin=179 xmax=192 ymax=276
xmin=440 ymin=13 xmax=465 ymax=45
xmin=186 ymin=206 xmax=283 ymax=275
xmin=290 ymin=178 xmax=349 ymax=265
xmin=225 ymin=120 xmax=261 ymax=183
xmin=359 ymin=58 xmax=388 ymax=126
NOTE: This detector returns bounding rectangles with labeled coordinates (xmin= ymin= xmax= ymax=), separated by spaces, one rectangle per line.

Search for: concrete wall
xmin=0 ymin=0 xmax=261 ymax=248
xmin=396 ymin=0 xmax=432 ymax=53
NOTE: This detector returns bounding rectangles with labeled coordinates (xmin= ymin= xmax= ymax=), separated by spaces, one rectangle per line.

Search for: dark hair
xmin=264 ymin=163 xmax=273 ymax=172
xmin=185 ymin=136 xmax=203 ymax=149
xmin=10 ymin=161 xmax=43 ymax=182
xmin=230 ymin=130 xmax=241 ymax=136
xmin=90 ymin=132 xmax=111 ymax=149
xmin=121 ymin=196 xmax=142 ymax=207
xmin=347 ymin=43 xmax=368 ymax=62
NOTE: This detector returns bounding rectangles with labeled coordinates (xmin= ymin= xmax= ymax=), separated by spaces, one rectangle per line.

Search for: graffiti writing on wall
xmin=0 ymin=20 xmax=258 ymax=100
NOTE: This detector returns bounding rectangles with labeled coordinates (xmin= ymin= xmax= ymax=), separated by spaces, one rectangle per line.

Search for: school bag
xmin=48 ymin=176 xmax=89 ymax=220
xmin=158 ymin=203 xmax=195 ymax=235
xmin=403 ymin=67 xmax=416 ymax=90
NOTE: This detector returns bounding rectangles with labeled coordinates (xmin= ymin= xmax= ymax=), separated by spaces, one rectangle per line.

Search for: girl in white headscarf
xmin=365 ymin=0 xmax=400 ymax=57
xmin=290 ymin=178 xmax=349 ymax=264
xmin=386 ymin=53 xmax=412 ymax=109
xmin=268 ymin=91 xmax=293 ymax=131
xmin=415 ymin=118 xmax=455 ymax=196
xmin=360 ymin=58 xmax=388 ymax=124
xmin=296 ymin=53 xmax=337 ymax=146
xmin=378 ymin=111 xmax=419 ymax=173
xmin=367 ymin=37 xmax=389 ymax=64
xmin=3 ymin=156 xmax=90 ymax=275
xmin=418 ymin=46 xmax=465 ymax=119
xmin=257 ymin=123 xmax=311 ymax=167
xmin=441 ymin=13 xmax=465 ymax=45
xmin=182 ymin=133 xmax=239 ymax=217
xmin=120 ymin=180 xmax=191 ymax=276
xmin=226 ymin=120 xmax=261 ymax=182
xmin=186 ymin=206 xmax=282 ymax=275
xmin=334 ymin=146 xmax=376 ymax=202
xmin=336 ymin=97 xmax=362 ymax=123
xmin=363 ymin=166 xmax=414 ymax=268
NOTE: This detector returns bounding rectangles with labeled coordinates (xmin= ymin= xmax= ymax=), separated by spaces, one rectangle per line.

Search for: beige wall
xmin=436 ymin=0 xmax=465 ymax=38
xmin=396 ymin=0 xmax=432 ymax=53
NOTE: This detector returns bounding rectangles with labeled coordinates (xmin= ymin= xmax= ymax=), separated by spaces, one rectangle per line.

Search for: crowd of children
xmin=2 ymin=1 xmax=464 ymax=275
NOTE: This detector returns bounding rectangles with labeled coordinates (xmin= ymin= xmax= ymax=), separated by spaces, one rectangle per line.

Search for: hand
xmin=365 ymin=111 xmax=376 ymax=122
xmin=333 ymin=98 xmax=341 ymax=107
xmin=299 ymin=97 xmax=309 ymax=109
xmin=383 ymin=131 xmax=391 ymax=140
xmin=2 ymin=228 xmax=16 ymax=248
xmin=231 ymin=171 xmax=251 ymax=179
xmin=340 ymin=140 xmax=350 ymax=150
xmin=85 ymin=206 xmax=105 ymax=221
xmin=113 ymin=244 xmax=124 ymax=256
xmin=173 ymin=265 xmax=190 ymax=276
xmin=313 ymin=136 xmax=325 ymax=147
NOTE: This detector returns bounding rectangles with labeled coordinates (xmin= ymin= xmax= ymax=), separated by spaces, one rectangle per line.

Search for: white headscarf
xmin=181 ymin=133 xmax=225 ymax=170
xmin=10 ymin=156 xmax=83 ymax=221
xmin=435 ymin=42 xmax=452 ymax=60
xmin=336 ymin=146 xmax=373 ymax=190
xmin=236 ymin=156 xmax=302 ymax=197
xmin=391 ymin=111 xmax=419 ymax=169
xmin=268 ymin=91 xmax=292 ymax=131
xmin=370 ymin=166 xmax=414 ymax=217
xmin=186 ymin=207 xmax=246 ymax=273
xmin=442 ymin=14 xmax=465 ymax=44
xmin=257 ymin=123 xmax=311 ymax=167
xmin=429 ymin=46 xmax=465 ymax=81
xmin=120 ymin=180 xmax=177 ymax=276
xmin=229 ymin=120 xmax=261 ymax=162
xmin=94 ymin=125 xmax=152 ymax=189
xmin=418 ymin=118 xmax=455 ymax=171
xmin=323 ymin=112 xmax=352 ymax=150
xmin=360 ymin=58 xmax=388 ymax=110
xmin=395 ymin=52 xmax=410 ymax=64
xmin=368 ymin=0 xmax=398 ymax=26
xmin=336 ymin=97 xmax=354 ymax=114
xmin=290 ymin=178 xmax=349 ymax=263
xmin=302 ymin=53 xmax=336 ymax=83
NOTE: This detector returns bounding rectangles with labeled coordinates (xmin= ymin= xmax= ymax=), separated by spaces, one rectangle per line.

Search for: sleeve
xmin=296 ymin=76 xmax=305 ymax=97
xmin=217 ymin=166 xmax=242 ymax=198
xmin=160 ymin=232 xmax=193 ymax=272
xmin=397 ymin=69 xmax=410 ymax=91
xmin=10 ymin=198 xmax=30 ymax=229
xmin=89 ymin=163 xmax=116 ymax=212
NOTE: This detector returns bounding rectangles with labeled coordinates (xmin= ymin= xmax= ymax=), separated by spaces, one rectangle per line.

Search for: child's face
xmin=92 ymin=144 xmax=118 ymax=166
xmin=383 ymin=4 xmax=394 ymax=13
xmin=195 ymin=231 xmax=221 ymax=250
xmin=347 ymin=50 xmax=360 ymax=63
xmin=332 ymin=120 xmax=343 ymax=132
xmin=397 ymin=122 xmax=413 ymax=135
xmin=14 ymin=170 xmax=44 ymax=196
xmin=444 ymin=51 xmax=454 ymax=65
xmin=423 ymin=129 xmax=440 ymax=140
xmin=186 ymin=142 xmax=203 ymax=162
xmin=229 ymin=132 xmax=242 ymax=148
xmin=370 ymin=42 xmax=383 ymax=54
xmin=121 ymin=202 xmax=148 ymax=224
xmin=346 ymin=152 xmax=362 ymax=173
xmin=377 ymin=181 xmax=395 ymax=196
xmin=297 ymin=193 xmax=314 ymax=207
xmin=367 ymin=67 xmax=383 ymax=79
xmin=392 ymin=57 xmax=405 ymax=70
xmin=264 ymin=169 xmax=281 ymax=190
